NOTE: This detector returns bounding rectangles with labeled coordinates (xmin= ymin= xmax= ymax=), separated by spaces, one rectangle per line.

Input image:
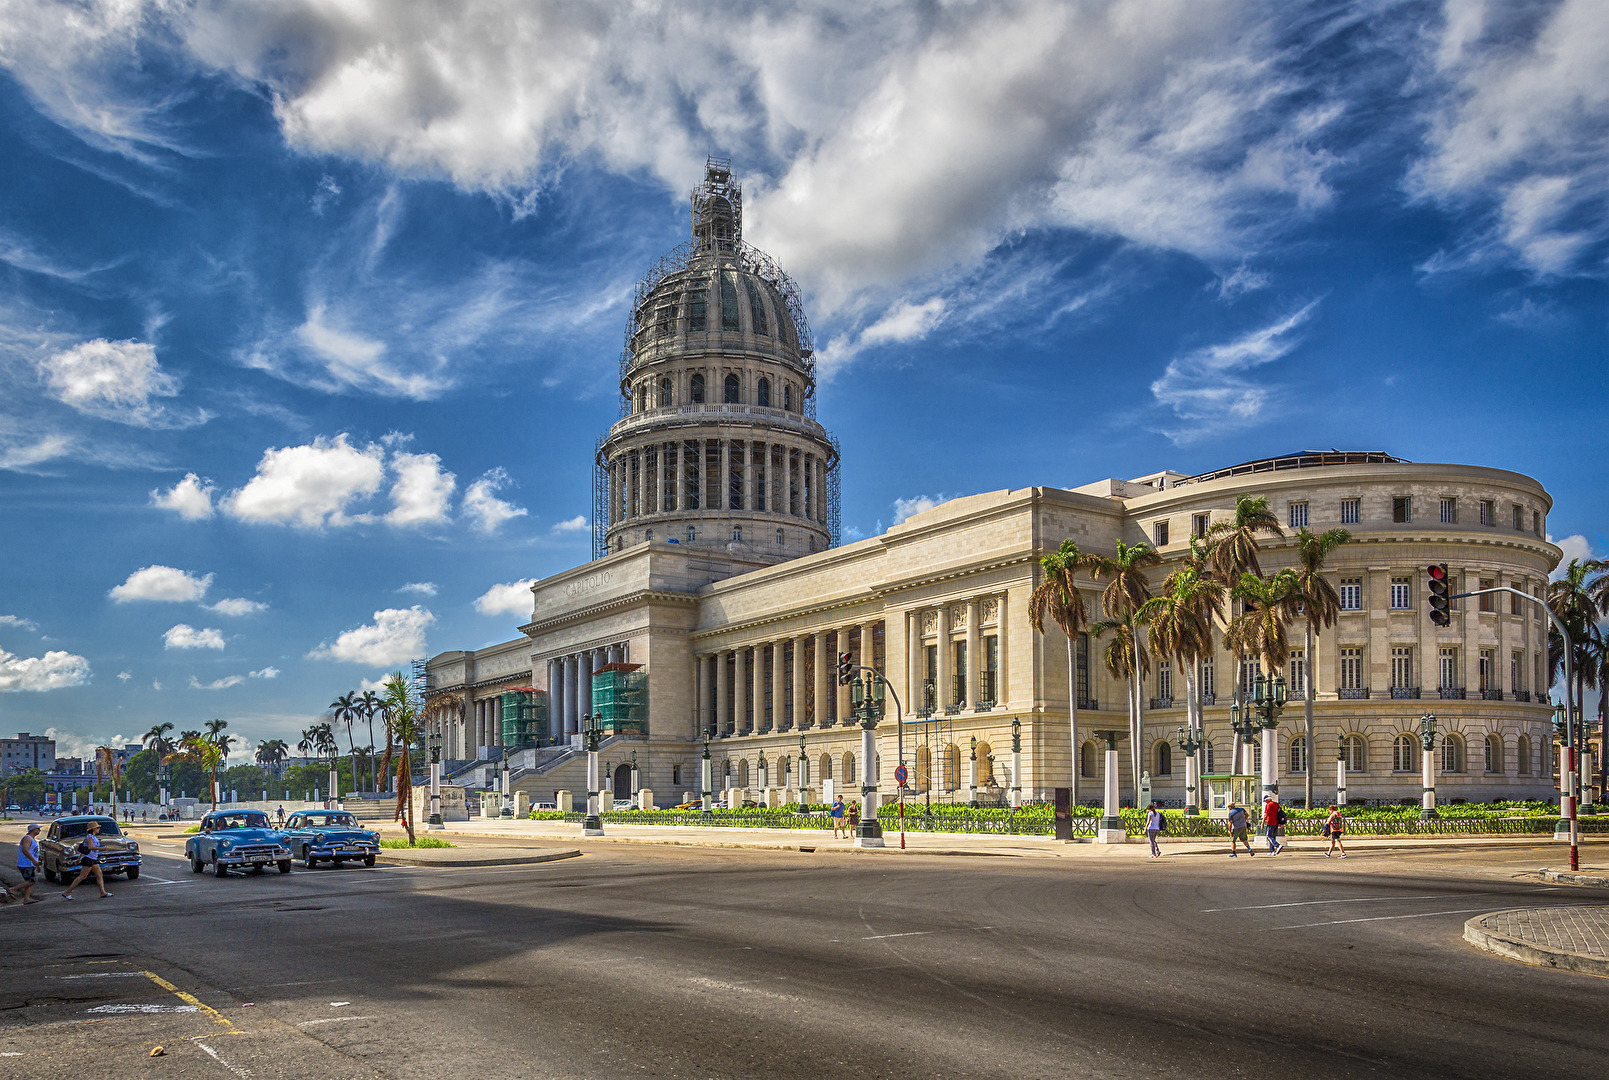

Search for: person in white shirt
xmin=6 ymin=824 xmax=43 ymax=904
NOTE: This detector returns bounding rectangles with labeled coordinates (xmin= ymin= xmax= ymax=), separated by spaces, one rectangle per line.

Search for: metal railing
xmin=1480 ymin=689 xmax=1505 ymax=701
xmin=1149 ymin=696 xmax=1174 ymax=710
xmin=1390 ymin=687 xmax=1422 ymax=699
xmin=1337 ymin=687 xmax=1370 ymax=700
xmin=1439 ymin=687 xmax=1467 ymax=700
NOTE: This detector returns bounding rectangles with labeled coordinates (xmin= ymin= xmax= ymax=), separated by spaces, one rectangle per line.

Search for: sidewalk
xmin=1464 ymin=906 xmax=1609 ymax=976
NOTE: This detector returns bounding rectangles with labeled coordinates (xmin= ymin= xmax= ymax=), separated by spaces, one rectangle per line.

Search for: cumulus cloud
xmin=0 ymin=646 xmax=91 ymax=691
xmin=1149 ymin=301 xmax=1318 ymax=443
xmin=550 ymin=515 xmax=588 ymax=534
xmin=397 ymin=582 xmax=437 ymax=596
xmin=117 ymin=670 xmax=131 ymax=681
xmin=1411 ymin=0 xmax=1609 ymax=276
xmin=892 ymin=495 xmax=948 ymax=526
xmin=109 ymin=565 xmax=214 ymax=603
xmin=188 ymin=666 xmax=279 ymax=690
xmin=308 ymin=606 xmax=434 ymax=665
xmin=818 ymin=298 xmax=948 ymax=376
xmin=1549 ymin=533 xmax=1597 ymax=578
xmin=386 ymin=451 xmax=456 ymax=526
xmin=0 ymin=614 xmax=40 ymax=631
xmin=463 ymin=468 xmax=528 ymax=534
xmin=475 ymin=579 xmax=537 ymax=618
xmin=206 ymin=598 xmax=269 ymax=616
xmin=223 ymin=434 xmax=386 ymax=527
xmin=164 ymin=624 xmax=225 ymax=650
xmin=151 ymin=473 xmax=215 ymax=520
xmin=36 ymin=338 xmax=189 ymax=426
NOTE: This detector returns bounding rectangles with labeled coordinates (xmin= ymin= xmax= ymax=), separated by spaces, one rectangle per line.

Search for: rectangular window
xmin=951 ymin=640 xmax=967 ymax=707
xmin=719 ymin=271 xmax=740 ymax=330
xmin=1192 ymin=513 xmax=1210 ymax=538
xmin=1479 ymin=500 xmax=1495 ymax=526
xmin=1511 ymin=591 xmax=1522 ymax=615
xmin=1511 ymin=651 xmax=1524 ymax=694
xmin=1339 ymin=578 xmax=1362 ymax=611
xmin=1479 ymin=649 xmax=1495 ymax=692
xmin=982 ymin=635 xmax=999 ymax=705
xmin=1390 ymin=577 xmax=1411 ymax=610
xmin=1288 ymin=649 xmax=1305 ymax=696
xmin=1340 ymin=498 xmax=1360 ymax=525
xmin=1153 ymin=520 xmax=1169 ymax=547
xmin=1440 ymin=497 xmax=1457 ymax=524
xmin=1533 ymin=510 xmax=1541 ymax=536
xmin=1199 ymin=659 xmax=1215 ymax=699
xmin=1075 ymin=633 xmax=1090 ymax=706
xmin=1393 ymin=496 xmax=1412 ymax=523
xmin=687 ymin=290 xmax=707 ymax=333
xmin=1479 ymin=578 xmax=1494 ymax=612
xmin=1513 ymin=504 xmax=1524 ymax=531
xmin=1239 ymin=660 xmax=1262 ymax=695
xmin=923 ymin=644 xmax=938 ymax=714
xmin=1157 ymin=660 xmax=1172 ymax=703
xmin=1439 ymin=647 xmax=1458 ymax=690
xmin=1391 ymin=647 xmax=1415 ymax=690
xmin=1288 ymin=502 xmax=1309 ymax=529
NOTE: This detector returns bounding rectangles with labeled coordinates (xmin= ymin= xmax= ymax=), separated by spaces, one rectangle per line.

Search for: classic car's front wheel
xmin=212 ymin=854 xmax=228 ymax=878
xmin=277 ymin=860 xmax=292 ymax=874
xmin=190 ymin=854 xmax=204 ymax=873
xmin=301 ymin=845 xmax=316 ymax=868
xmin=125 ymin=866 xmax=139 ymax=880
xmin=363 ymin=854 xmax=376 ymax=867
xmin=43 ymin=863 xmax=57 ymax=884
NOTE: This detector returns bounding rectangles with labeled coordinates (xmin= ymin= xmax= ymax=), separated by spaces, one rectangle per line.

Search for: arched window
xmin=645 ymin=528 xmax=653 ymax=542
xmin=1485 ymin=733 xmax=1503 ymax=774
xmin=1154 ymin=741 xmax=1172 ymax=776
xmin=1394 ymin=734 xmax=1416 ymax=772
xmin=1342 ymin=734 xmax=1367 ymax=772
xmin=686 ymin=526 xmax=695 ymax=543
xmin=1518 ymin=734 xmax=1533 ymax=776
xmin=720 ymin=271 xmax=740 ymax=330
xmin=915 ymin=746 xmax=932 ymax=791
xmin=737 ymin=760 xmax=749 ymax=788
xmin=1080 ymin=740 xmax=1097 ymax=778
xmin=690 ymin=374 xmax=705 ymax=403
xmin=723 ymin=373 xmax=739 ymax=403
xmin=943 ymin=744 xmax=961 ymax=790
xmin=732 ymin=526 xmax=742 ymax=542
xmin=842 ymin=752 xmax=856 ymax=783
xmin=757 ymin=377 xmax=770 ymax=407
xmin=745 ymin=277 xmax=769 ymax=336
xmin=1289 ymin=736 xmax=1307 ymax=774
xmin=659 ymin=377 xmax=672 ymax=407
xmin=819 ymin=753 xmax=832 ymax=781
xmin=784 ymin=384 xmax=793 ymax=411
xmin=1442 ymin=733 xmax=1464 ymax=773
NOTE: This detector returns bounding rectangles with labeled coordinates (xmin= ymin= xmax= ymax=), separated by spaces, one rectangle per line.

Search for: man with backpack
xmin=1262 ymin=796 xmax=1285 ymax=855
xmin=1226 ymin=803 xmax=1253 ymax=857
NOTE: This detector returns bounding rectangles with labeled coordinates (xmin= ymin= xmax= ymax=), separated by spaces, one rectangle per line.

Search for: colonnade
xmin=607 ymin=437 xmax=828 ymax=525
xmin=905 ymin=595 xmax=1006 ymax=716
xmin=696 ymin=622 xmax=881 ymax=737
xmin=545 ymin=643 xmax=629 ymax=739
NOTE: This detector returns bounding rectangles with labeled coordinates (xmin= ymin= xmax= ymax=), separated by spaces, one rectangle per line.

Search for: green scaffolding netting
xmin=591 ymin=664 xmax=647 ymax=734
xmin=500 ymin=689 xmax=550 ymax=748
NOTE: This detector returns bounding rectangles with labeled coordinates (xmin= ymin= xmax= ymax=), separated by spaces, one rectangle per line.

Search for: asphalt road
xmin=0 ymin=827 xmax=1604 ymax=1080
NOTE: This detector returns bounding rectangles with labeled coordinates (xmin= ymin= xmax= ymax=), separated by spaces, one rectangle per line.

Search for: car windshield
xmin=209 ymin=812 xmax=271 ymax=830
xmin=59 ymin=819 xmax=121 ymax=839
xmin=306 ymin=813 xmax=356 ymax=827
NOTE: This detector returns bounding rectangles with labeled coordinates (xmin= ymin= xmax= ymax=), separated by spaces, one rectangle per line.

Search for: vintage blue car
xmin=283 ymin=810 xmax=379 ymax=868
xmin=185 ymin=809 xmax=292 ymax=876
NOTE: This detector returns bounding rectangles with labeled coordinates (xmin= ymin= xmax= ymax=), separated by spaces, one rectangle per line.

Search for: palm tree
xmin=1087 ymin=540 xmax=1162 ymax=799
xmin=1029 ymin=540 xmax=1100 ymax=803
xmin=382 ymin=670 xmax=424 ymax=844
xmin=329 ymin=692 xmax=360 ymax=796
xmin=1206 ymin=493 xmax=1285 ymax=581
xmin=378 ymin=701 xmax=397 ymax=796
xmin=1140 ymin=558 xmax=1226 ymax=809
xmin=142 ymin=722 xmax=175 ymax=759
xmin=94 ymin=746 xmax=123 ymax=818
xmin=168 ymin=732 xmax=223 ymax=810
xmin=1550 ymin=560 xmax=1600 ymax=766
xmin=256 ymin=739 xmax=288 ymax=778
xmin=1289 ymin=526 xmax=1351 ymax=807
xmin=1090 ymin=618 xmax=1147 ymax=803
xmin=358 ymin=690 xmax=384 ymax=792
xmin=1225 ymin=569 xmax=1303 ymax=789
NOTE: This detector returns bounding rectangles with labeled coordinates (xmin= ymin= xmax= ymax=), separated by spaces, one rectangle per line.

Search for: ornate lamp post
xmin=1176 ymin=722 xmax=1204 ymax=816
xmin=581 ymin=714 xmax=604 ymax=835
xmin=700 ymin=734 xmax=713 ymax=818
xmin=1336 ymin=740 xmax=1348 ymax=807
xmin=1229 ymin=702 xmax=1259 ymax=774
xmin=1249 ymin=672 xmax=1288 ymax=801
xmin=1092 ymin=729 xmax=1127 ymax=844
xmin=630 ymin=749 xmax=639 ymax=800
xmin=1418 ymin=713 xmax=1439 ymax=820
xmin=967 ymin=735 xmax=978 ymax=807
xmin=500 ymin=745 xmax=512 ymax=819
xmin=427 ymin=729 xmax=443 ymax=829
xmin=798 ymin=733 xmax=809 ymax=812
xmin=1010 ymin=718 xmax=1023 ymax=809
xmin=849 ymin=669 xmax=886 ymax=847
xmin=157 ymin=762 xmax=172 ymax=812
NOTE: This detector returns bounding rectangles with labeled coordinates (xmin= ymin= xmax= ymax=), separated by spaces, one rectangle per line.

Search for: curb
xmin=1463 ymin=909 xmax=1609 ymax=977
xmin=376 ymin=848 xmax=582 ymax=868
xmin=1539 ymin=868 xmax=1609 ymax=887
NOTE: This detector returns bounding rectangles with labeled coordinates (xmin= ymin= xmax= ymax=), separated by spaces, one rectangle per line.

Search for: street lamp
xmin=1336 ymin=740 xmax=1348 ymax=808
xmin=427 ymin=729 xmax=443 ymax=829
xmin=1418 ymin=713 xmax=1439 ymax=820
xmin=850 ymin=669 xmax=886 ymax=847
xmin=1249 ymin=672 xmax=1288 ymax=801
xmin=630 ymin=749 xmax=639 ymax=802
xmin=1010 ymin=718 xmax=1023 ymax=809
xmin=798 ymin=733 xmax=809 ymax=812
xmin=500 ymin=745 xmax=512 ymax=819
xmin=581 ymin=714 xmax=604 ymax=836
xmin=1229 ymin=702 xmax=1259 ymax=775
xmin=968 ymin=735 xmax=978 ymax=807
xmin=700 ymin=734 xmax=713 ymax=818
xmin=1176 ymin=723 xmax=1204 ymax=816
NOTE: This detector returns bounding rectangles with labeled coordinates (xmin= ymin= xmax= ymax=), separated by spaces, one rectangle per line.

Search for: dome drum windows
xmin=690 ymin=374 xmax=705 ymax=403
xmin=659 ymin=377 xmax=672 ymax=407
xmin=687 ymin=288 xmax=707 ymax=333
xmin=720 ymin=271 xmax=740 ymax=331
xmin=723 ymin=374 xmax=740 ymax=403
xmin=757 ymin=378 xmax=770 ymax=408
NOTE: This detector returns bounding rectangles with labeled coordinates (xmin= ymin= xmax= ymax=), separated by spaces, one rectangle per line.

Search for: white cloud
xmin=0 ymin=614 xmax=40 ymax=631
xmin=308 ymin=606 xmax=434 ymax=666
xmin=151 ymin=473 xmax=216 ymax=520
xmin=38 ymin=338 xmax=200 ymax=427
xmin=1549 ymin=534 xmax=1597 ymax=579
xmin=0 ymin=647 xmax=91 ymax=692
xmin=1149 ymin=301 xmax=1318 ymax=443
xmin=818 ymin=298 xmax=947 ymax=377
xmin=152 ymin=680 xmax=162 ymax=690
xmin=117 ymin=670 xmax=131 ymax=681
xmin=254 ymin=666 xmax=280 ymax=679
xmin=397 ymin=582 xmax=437 ymax=596
xmin=44 ymin=728 xmax=138 ymax=761
xmin=207 ymin=598 xmax=269 ymax=616
xmin=550 ymin=515 xmax=588 ymax=534
xmin=188 ymin=666 xmax=279 ymax=690
xmin=109 ymin=565 xmax=214 ymax=604
xmin=475 ymin=579 xmax=537 ymax=618
xmin=223 ymin=434 xmax=386 ymax=527
xmin=892 ymin=495 xmax=948 ymax=526
xmin=357 ymin=675 xmax=390 ymax=693
xmin=289 ymin=303 xmax=450 ymax=400
xmin=1411 ymin=0 xmax=1609 ymax=276
xmin=386 ymin=451 xmax=456 ymax=526
xmin=163 ymin=624 xmax=226 ymax=650
xmin=463 ymin=468 xmax=528 ymax=534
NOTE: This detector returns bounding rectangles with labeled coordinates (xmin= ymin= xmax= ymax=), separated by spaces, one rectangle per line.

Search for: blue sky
xmin=0 ymin=0 xmax=1604 ymax=760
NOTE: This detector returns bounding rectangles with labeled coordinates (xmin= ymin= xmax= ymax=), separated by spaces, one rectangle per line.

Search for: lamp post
xmin=157 ymin=762 xmax=171 ymax=812
xmin=1336 ymin=740 xmax=1348 ymax=807
xmin=1176 ymin=722 xmax=1204 ymax=816
xmin=798 ymin=733 xmax=808 ymax=812
xmin=630 ymin=749 xmax=639 ymax=800
xmin=1418 ymin=713 xmax=1438 ymax=820
xmin=1249 ymin=672 xmax=1288 ymax=801
xmin=1010 ymin=718 xmax=1023 ymax=809
xmin=500 ymin=745 xmax=512 ymax=819
xmin=700 ymin=734 xmax=713 ymax=818
xmin=967 ymin=735 xmax=978 ymax=807
xmin=427 ymin=729 xmax=443 ymax=829
xmin=1093 ymin=729 xmax=1127 ymax=843
xmin=1554 ymin=703 xmax=1578 ymax=846
xmin=850 ymin=669 xmax=885 ymax=847
xmin=581 ymin=714 xmax=604 ymax=835
xmin=1229 ymin=703 xmax=1259 ymax=773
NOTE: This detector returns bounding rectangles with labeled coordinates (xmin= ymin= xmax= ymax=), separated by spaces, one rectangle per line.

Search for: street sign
xmin=894 ymin=764 xmax=908 ymax=788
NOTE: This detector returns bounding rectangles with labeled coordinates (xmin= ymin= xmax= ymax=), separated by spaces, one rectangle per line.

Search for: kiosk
xmin=1203 ymin=774 xmax=1259 ymax=820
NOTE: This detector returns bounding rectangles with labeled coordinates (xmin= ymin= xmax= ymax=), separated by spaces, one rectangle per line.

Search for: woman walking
xmin=1323 ymin=804 xmax=1348 ymax=858
xmin=1145 ymin=802 xmax=1164 ymax=858
xmin=62 ymin=820 xmax=111 ymax=900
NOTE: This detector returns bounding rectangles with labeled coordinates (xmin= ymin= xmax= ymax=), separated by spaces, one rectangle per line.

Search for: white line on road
xmin=1269 ymin=907 xmax=1496 ymax=930
xmin=196 ymin=1040 xmax=251 ymax=1079
xmin=87 ymin=1003 xmax=200 ymax=1014
xmin=139 ymin=873 xmax=179 ymax=884
xmin=1203 ymin=895 xmax=1461 ymax=912
xmin=862 ymin=927 xmax=995 ymax=940
xmin=56 ymin=972 xmax=147 ymax=980
xmin=297 ymin=1016 xmax=376 ymax=1026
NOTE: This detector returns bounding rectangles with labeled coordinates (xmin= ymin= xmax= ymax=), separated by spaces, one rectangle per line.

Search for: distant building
xmin=55 ymin=756 xmax=84 ymax=774
xmin=1 ymin=732 xmax=55 ymax=776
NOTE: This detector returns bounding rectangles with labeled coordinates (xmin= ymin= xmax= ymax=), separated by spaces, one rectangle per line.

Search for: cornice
xmin=519 ymin=588 xmax=699 ymax=638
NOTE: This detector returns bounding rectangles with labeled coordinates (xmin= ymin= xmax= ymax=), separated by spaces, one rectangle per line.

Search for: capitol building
xmin=426 ymin=161 xmax=1561 ymax=811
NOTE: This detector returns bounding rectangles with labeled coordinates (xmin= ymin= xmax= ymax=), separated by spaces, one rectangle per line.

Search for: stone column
xmin=770 ymin=641 xmax=785 ymax=733
xmin=565 ymin=656 xmax=579 ymax=735
xmin=965 ymin=599 xmax=980 ymax=709
xmin=836 ymin=626 xmax=854 ymax=724
xmin=813 ymin=633 xmax=829 ymax=728
xmin=751 ymin=645 xmax=765 ymax=732
xmin=578 ymin=651 xmax=594 ymax=726
xmin=719 ymin=439 xmax=731 ymax=512
xmin=548 ymin=659 xmax=564 ymax=741
xmin=692 ymin=654 xmax=704 ymax=736
xmin=908 ymin=611 xmax=923 ymax=713
xmin=936 ymin=606 xmax=952 ymax=710
xmin=792 ymin=635 xmax=808 ymax=730
xmin=860 ymin=623 xmax=875 ymax=677
xmin=783 ymin=445 xmax=794 ymax=516
xmin=716 ymin=651 xmax=730 ymax=737
xmin=733 ymin=649 xmax=749 ymax=734
xmin=606 ymin=643 xmax=622 ymax=665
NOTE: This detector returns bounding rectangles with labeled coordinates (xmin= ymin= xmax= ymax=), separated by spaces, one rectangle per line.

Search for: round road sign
xmin=894 ymin=764 xmax=909 ymax=787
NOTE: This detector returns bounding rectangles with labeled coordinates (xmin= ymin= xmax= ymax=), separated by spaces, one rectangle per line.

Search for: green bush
xmin=379 ymin=837 xmax=454 ymax=849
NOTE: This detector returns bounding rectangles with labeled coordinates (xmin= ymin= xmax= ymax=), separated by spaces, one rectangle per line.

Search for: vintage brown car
xmin=39 ymin=815 xmax=142 ymax=881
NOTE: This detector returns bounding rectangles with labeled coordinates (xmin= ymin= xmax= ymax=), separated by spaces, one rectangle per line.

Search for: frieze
xmin=950 ymin=603 xmax=969 ymax=628
xmin=920 ymin=610 xmax=937 ymax=635
xmin=980 ymin=597 xmax=1000 ymax=624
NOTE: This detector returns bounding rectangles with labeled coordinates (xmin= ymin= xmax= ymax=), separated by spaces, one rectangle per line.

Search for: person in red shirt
xmin=1262 ymin=796 xmax=1285 ymax=855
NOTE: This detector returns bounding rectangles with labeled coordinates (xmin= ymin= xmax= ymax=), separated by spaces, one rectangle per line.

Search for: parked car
xmin=282 ymin=810 xmax=379 ymax=868
xmin=39 ymin=815 xmax=141 ymax=881
xmin=185 ymin=809 xmax=292 ymax=876
xmin=612 ymin=798 xmax=635 ymax=811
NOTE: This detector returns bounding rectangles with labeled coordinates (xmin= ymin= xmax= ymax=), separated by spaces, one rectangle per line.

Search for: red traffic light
xmin=1428 ymin=565 xmax=1447 ymax=582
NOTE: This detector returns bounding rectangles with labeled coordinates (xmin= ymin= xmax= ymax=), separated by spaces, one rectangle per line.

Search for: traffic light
xmin=1427 ymin=564 xmax=1450 ymax=626
xmin=837 ymin=652 xmax=853 ymax=684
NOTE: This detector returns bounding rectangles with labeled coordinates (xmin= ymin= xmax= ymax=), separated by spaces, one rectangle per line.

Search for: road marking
xmin=862 ymin=926 xmax=995 ymax=940
xmin=196 ymin=1040 xmax=251 ymax=1078
xmin=87 ymin=1003 xmax=199 ymax=1014
xmin=57 ymin=971 xmax=147 ymax=980
xmin=1270 ymin=907 xmax=1496 ymax=930
xmin=141 ymin=971 xmax=235 ymax=1031
xmin=297 ymin=1016 xmax=376 ymax=1026
xmin=138 ymin=873 xmax=179 ymax=884
xmin=1203 ymin=895 xmax=1459 ymax=913
xmin=687 ymin=976 xmax=800 ymax=1002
